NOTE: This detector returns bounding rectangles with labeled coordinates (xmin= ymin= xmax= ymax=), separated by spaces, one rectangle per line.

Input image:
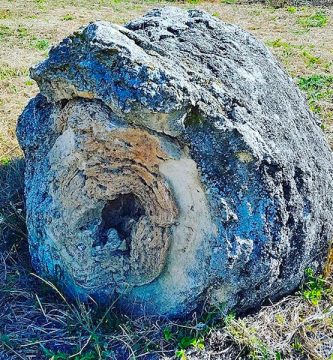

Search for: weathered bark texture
xmin=17 ymin=7 xmax=333 ymax=317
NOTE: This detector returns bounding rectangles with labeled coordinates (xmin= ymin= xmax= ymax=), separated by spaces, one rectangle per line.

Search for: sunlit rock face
xmin=17 ymin=7 xmax=333 ymax=317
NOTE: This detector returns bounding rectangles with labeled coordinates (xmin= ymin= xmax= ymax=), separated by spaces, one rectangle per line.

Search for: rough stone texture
xmin=17 ymin=7 xmax=333 ymax=317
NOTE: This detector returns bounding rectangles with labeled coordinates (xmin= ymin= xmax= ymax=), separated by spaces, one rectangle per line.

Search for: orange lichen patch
xmin=109 ymin=128 xmax=169 ymax=170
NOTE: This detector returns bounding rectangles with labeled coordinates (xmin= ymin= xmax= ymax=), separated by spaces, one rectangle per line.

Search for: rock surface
xmin=17 ymin=7 xmax=333 ymax=317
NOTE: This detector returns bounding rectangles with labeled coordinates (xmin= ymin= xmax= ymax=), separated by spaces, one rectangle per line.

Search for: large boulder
xmin=17 ymin=7 xmax=333 ymax=317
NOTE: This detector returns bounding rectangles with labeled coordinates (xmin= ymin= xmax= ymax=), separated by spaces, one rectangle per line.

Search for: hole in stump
xmin=93 ymin=193 xmax=145 ymax=250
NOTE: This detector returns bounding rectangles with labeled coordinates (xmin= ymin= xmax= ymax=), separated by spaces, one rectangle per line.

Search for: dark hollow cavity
xmin=94 ymin=193 xmax=145 ymax=249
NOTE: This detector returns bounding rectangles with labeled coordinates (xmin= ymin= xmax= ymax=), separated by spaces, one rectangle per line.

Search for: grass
xmin=0 ymin=25 xmax=12 ymax=39
xmin=302 ymin=268 xmax=331 ymax=305
xmin=220 ymin=268 xmax=333 ymax=359
xmin=221 ymin=0 xmax=238 ymax=4
xmin=298 ymin=74 xmax=333 ymax=115
xmin=31 ymin=38 xmax=50 ymax=51
xmin=0 ymin=1 xmax=333 ymax=359
xmin=298 ymin=10 xmax=329 ymax=28
xmin=287 ymin=6 xmax=297 ymax=13
xmin=62 ymin=13 xmax=75 ymax=21
xmin=0 ymin=9 xmax=11 ymax=19
xmin=0 ymin=65 xmax=28 ymax=81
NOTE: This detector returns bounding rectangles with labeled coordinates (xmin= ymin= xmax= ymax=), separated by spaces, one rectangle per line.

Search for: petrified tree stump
xmin=17 ymin=7 xmax=333 ymax=317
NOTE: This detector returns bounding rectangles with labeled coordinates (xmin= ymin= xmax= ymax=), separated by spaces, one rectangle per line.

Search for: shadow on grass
xmin=0 ymin=157 xmax=28 ymax=263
